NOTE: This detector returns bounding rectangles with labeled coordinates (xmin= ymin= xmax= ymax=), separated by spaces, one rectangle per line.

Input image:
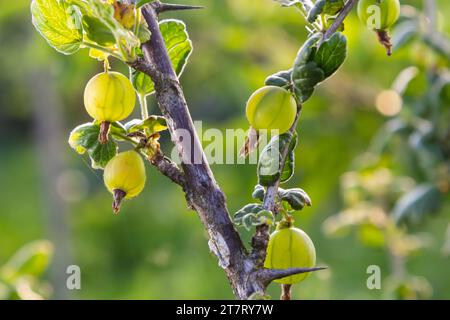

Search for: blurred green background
xmin=0 ymin=0 xmax=449 ymax=299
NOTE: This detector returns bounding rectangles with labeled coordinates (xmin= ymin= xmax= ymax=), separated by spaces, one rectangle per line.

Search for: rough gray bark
xmin=130 ymin=0 xmax=356 ymax=299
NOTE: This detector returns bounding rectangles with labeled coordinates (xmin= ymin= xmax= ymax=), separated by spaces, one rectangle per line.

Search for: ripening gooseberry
xmin=246 ymin=86 xmax=297 ymax=135
xmin=104 ymin=150 xmax=146 ymax=214
xmin=264 ymin=224 xmax=316 ymax=284
xmin=357 ymin=0 xmax=400 ymax=31
xmin=84 ymin=71 xmax=136 ymax=123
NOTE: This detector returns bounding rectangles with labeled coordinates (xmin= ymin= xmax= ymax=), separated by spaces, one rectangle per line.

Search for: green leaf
xmin=68 ymin=0 xmax=140 ymax=60
xmin=307 ymin=0 xmax=326 ymax=23
xmin=322 ymin=0 xmax=344 ymax=15
xmin=233 ymin=204 xmax=274 ymax=230
xmin=137 ymin=22 xmax=151 ymax=43
xmin=257 ymin=132 xmax=296 ymax=186
xmin=252 ymin=184 xmax=266 ymax=202
xmin=31 ymin=0 xmax=83 ymax=54
xmin=109 ymin=121 xmax=127 ymax=140
xmin=279 ymin=187 xmax=311 ymax=211
xmin=132 ymin=19 xmax=193 ymax=96
xmin=293 ymin=33 xmax=321 ymax=66
xmin=131 ymin=66 xmax=155 ymax=96
xmin=314 ymin=32 xmax=347 ymax=78
xmin=1 ymin=240 xmax=53 ymax=282
xmin=280 ymin=132 xmax=298 ymax=183
xmin=68 ymin=122 xmax=118 ymax=169
xmin=291 ymin=34 xmax=324 ymax=102
xmin=234 ymin=203 xmax=263 ymax=225
xmin=125 ymin=116 xmax=168 ymax=135
xmin=292 ymin=61 xmax=325 ymax=102
xmin=393 ymin=184 xmax=442 ymax=225
xmin=265 ymin=69 xmax=292 ymax=89
xmin=82 ymin=15 xmax=115 ymax=46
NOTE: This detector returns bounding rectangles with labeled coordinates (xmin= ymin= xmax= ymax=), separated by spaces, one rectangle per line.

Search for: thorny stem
xmin=263 ymin=0 xmax=360 ymax=213
xmin=129 ymin=0 xmax=356 ymax=300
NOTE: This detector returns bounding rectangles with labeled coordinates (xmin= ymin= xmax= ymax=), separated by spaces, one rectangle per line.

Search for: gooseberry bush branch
xmin=30 ymin=0 xmax=390 ymax=299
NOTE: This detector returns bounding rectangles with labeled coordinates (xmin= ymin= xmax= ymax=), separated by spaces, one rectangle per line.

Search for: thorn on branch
xmin=150 ymin=1 xmax=204 ymax=14
xmin=258 ymin=266 xmax=327 ymax=286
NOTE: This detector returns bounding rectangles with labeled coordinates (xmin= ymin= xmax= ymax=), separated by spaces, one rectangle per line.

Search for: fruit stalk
xmin=281 ymin=284 xmax=292 ymax=300
xmin=99 ymin=121 xmax=110 ymax=144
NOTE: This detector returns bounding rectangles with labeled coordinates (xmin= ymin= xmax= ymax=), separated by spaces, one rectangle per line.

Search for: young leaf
xmin=109 ymin=122 xmax=128 ymax=140
xmin=234 ymin=203 xmax=264 ymax=224
xmin=307 ymin=0 xmax=326 ymax=23
xmin=131 ymin=19 xmax=193 ymax=96
xmin=82 ymin=15 xmax=116 ymax=46
xmin=293 ymin=33 xmax=321 ymax=66
xmin=265 ymin=69 xmax=292 ymax=89
xmin=68 ymin=122 xmax=118 ymax=169
xmin=234 ymin=204 xmax=274 ymax=230
xmin=257 ymin=132 xmax=296 ymax=186
xmin=252 ymin=184 xmax=266 ymax=202
xmin=314 ymin=32 xmax=347 ymax=78
xmin=125 ymin=116 xmax=168 ymax=135
xmin=68 ymin=0 xmax=140 ymax=60
xmin=393 ymin=184 xmax=442 ymax=225
xmin=292 ymin=61 xmax=325 ymax=102
xmin=31 ymin=0 xmax=83 ymax=54
xmin=292 ymin=34 xmax=324 ymax=102
xmin=280 ymin=132 xmax=298 ymax=183
xmin=323 ymin=0 xmax=344 ymax=15
xmin=279 ymin=187 xmax=312 ymax=210
xmin=112 ymin=1 xmax=135 ymax=29
xmin=130 ymin=66 xmax=155 ymax=96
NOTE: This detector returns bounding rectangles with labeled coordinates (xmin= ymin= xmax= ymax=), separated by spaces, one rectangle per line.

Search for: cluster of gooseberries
xmin=244 ymin=86 xmax=316 ymax=286
xmin=84 ymin=71 xmax=147 ymax=213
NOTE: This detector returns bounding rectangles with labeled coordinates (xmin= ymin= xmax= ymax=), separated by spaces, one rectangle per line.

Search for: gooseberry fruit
xmin=246 ymin=86 xmax=297 ymax=135
xmin=357 ymin=0 xmax=400 ymax=56
xmin=84 ymin=71 xmax=136 ymax=143
xmin=264 ymin=223 xmax=316 ymax=284
xmin=357 ymin=0 xmax=400 ymax=30
xmin=104 ymin=150 xmax=146 ymax=213
xmin=84 ymin=71 xmax=136 ymax=122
